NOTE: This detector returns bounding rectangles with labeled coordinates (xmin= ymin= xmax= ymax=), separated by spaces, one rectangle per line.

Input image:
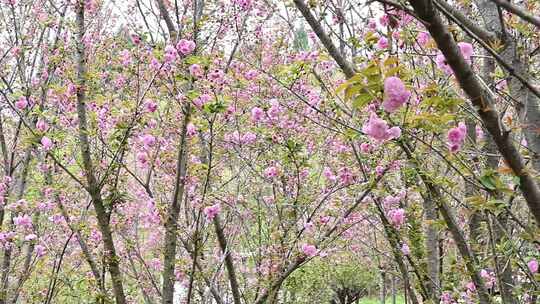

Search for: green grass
xmin=357 ymin=295 xmax=406 ymax=304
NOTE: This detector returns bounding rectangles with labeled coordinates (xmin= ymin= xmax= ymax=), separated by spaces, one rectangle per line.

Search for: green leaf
xmin=385 ymin=66 xmax=401 ymax=77
xmin=479 ymin=174 xmax=497 ymax=190
xmin=345 ymin=85 xmax=361 ymax=100
xmin=352 ymin=93 xmax=373 ymax=109
xmin=203 ymin=100 xmax=226 ymax=114
xmin=361 ymin=65 xmax=379 ymax=77
xmin=335 ymin=81 xmax=350 ymax=95
xmin=384 ymin=57 xmax=398 ymax=66
xmin=512 ymin=176 xmax=521 ymax=186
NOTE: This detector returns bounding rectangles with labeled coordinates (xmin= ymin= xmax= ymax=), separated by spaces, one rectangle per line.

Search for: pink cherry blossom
xmin=447 ymin=122 xmax=467 ymax=152
xmin=362 ymin=113 xmax=401 ymax=142
xmin=189 ymin=64 xmax=204 ymax=78
xmin=234 ymin=0 xmax=252 ymax=9
xmin=41 ymin=136 xmax=53 ymax=151
xmin=401 ymin=243 xmax=410 ymax=255
xmin=262 ymin=196 xmax=274 ymax=204
xmin=150 ymin=57 xmax=161 ymax=69
xmin=186 ymin=123 xmax=197 ymax=138
xmin=388 ymin=208 xmax=405 ymax=228
xmin=368 ymin=19 xmax=377 ymax=29
xmin=13 ymin=214 xmax=32 ymax=228
xmin=363 ymin=113 xmax=389 ymax=141
xmin=251 ymin=107 xmax=264 ymax=122
xmin=119 ymin=49 xmax=132 ymax=66
xmin=320 ymin=215 xmax=331 ymax=224
xmin=176 ymin=39 xmax=196 ymax=55
xmin=379 ymin=15 xmax=389 ymax=26
xmin=225 ymin=131 xmax=242 ymax=145
xmin=208 ymin=69 xmax=224 ymax=83
xmin=323 ymin=167 xmax=337 ymax=182
xmin=436 ymin=42 xmax=473 ymax=74
xmin=417 ymin=32 xmax=430 ymax=46
xmin=382 ymin=77 xmax=411 ymax=113
xmin=267 ymin=100 xmax=283 ymax=120
xmin=375 ymin=165 xmax=385 ymax=176
xmin=35 ymin=244 xmax=46 ymax=257
xmin=142 ymin=134 xmax=156 ymax=147
xmin=203 ymin=204 xmax=221 ymax=220
xmin=136 ymin=152 xmax=148 ymax=166
xmin=386 ymin=127 xmax=401 ymax=139
xmin=25 ymin=234 xmax=37 ymax=241
xmin=435 ymin=53 xmax=453 ymax=75
xmin=15 ymin=96 xmax=28 ymax=110
xmin=193 ymin=94 xmax=212 ymax=109
xmin=244 ymin=69 xmax=259 ymax=80
xmin=376 ymin=37 xmax=388 ymax=49
xmin=475 ymin=125 xmax=484 ymax=141
xmin=131 ymin=34 xmax=141 ymax=45
xmin=149 ymin=258 xmax=162 ymax=270
xmin=264 ymin=166 xmax=279 ymax=178
xmin=383 ymin=195 xmax=400 ymax=209
xmin=496 ymin=79 xmax=507 ymax=91
xmin=528 ymin=259 xmax=538 ymax=273
xmin=241 ymin=132 xmax=257 ymax=145
xmin=465 ymin=281 xmax=476 ymax=292
xmin=164 ymin=45 xmax=178 ymax=62
xmin=36 ymin=119 xmax=49 ymax=132
xmin=480 ymin=269 xmax=496 ymax=289
xmin=145 ymin=100 xmax=158 ymax=112
xmin=338 ymin=167 xmax=355 ymax=185
xmin=301 ymin=244 xmax=317 ymax=257
xmin=440 ymin=292 xmax=453 ymax=304
xmin=359 ymin=142 xmax=372 ymax=154
xmin=458 ymin=42 xmax=474 ymax=62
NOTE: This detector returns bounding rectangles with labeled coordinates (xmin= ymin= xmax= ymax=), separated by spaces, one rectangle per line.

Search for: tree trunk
xmin=162 ymin=106 xmax=191 ymax=304
xmin=213 ymin=215 xmax=242 ymax=304
xmin=391 ymin=275 xmax=396 ymax=304
xmin=491 ymin=214 xmax=516 ymax=304
xmin=74 ymin=2 xmax=126 ymax=303
xmin=379 ymin=270 xmax=386 ymax=304
xmin=422 ymin=194 xmax=440 ymax=301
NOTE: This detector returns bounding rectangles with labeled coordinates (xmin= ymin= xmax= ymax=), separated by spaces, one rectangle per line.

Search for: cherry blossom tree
xmin=0 ymin=0 xmax=538 ymax=303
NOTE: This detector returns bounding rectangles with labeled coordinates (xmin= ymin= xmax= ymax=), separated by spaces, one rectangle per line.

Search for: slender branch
xmin=213 ymin=215 xmax=242 ymax=304
xmin=155 ymin=0 xmax=178 ymax=40
xmin=161 ymin=104 xmax=191 ymax=304
xmin=489 ymin=0 xmax=540 ymax=28
xmin=434 ymin=0 xmax=498 ymax=43
xmin=293 ymin=0 xmax=356 ymax=78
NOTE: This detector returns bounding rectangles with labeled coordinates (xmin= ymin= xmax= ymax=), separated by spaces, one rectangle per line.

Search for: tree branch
xmin=155 ymin=0 xmax=178 ymax=40
xmin=434 ymin=0 xmax=498 ymax=43
xmin=489 ymin=0 xmax=540 ymax=28
xmin=293 ymin=0 xmax=356 ymax=78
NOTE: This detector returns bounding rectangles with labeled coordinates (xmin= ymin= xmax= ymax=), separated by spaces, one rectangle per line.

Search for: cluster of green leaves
xmin=407 ymin=84 xmax=464 ymax=132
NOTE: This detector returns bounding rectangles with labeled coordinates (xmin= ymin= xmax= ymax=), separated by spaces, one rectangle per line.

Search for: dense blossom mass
xmin=0 ymin=0 xmax=538 ymax=304
xmin=382 ymin=76 xmax=411 ymax=113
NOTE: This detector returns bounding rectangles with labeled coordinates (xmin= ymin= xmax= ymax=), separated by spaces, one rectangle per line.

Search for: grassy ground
xmin=357 ymin=295 xmax=406 ymax=304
